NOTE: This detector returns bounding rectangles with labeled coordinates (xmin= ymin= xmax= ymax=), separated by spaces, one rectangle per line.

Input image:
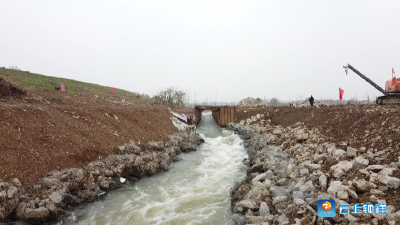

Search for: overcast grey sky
xmin=1 ymin=1 xmax=399 ymax=102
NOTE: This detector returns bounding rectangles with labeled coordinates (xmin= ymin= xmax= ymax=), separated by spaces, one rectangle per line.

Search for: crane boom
xmin=344 ymin=64 xmax=387 ymax=95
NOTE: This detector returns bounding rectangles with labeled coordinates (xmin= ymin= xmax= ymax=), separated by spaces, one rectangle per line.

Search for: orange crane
xmin=344 ymin=64 xmax=400 ymax=104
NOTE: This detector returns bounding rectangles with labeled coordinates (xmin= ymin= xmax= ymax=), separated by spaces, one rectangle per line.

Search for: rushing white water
xmin=63 ymin=111 xmax=247 ymax=225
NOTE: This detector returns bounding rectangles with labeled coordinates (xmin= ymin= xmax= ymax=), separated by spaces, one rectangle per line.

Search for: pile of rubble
xmin=297 ymin=97 xmax=320 ymax=107
xmin=0 ymin=132 xmax=204 ymax=224
xmin=239 ymin=97 xmax=266 ymax=107
xmin=228 ymin=115 xmax=400 ymax=224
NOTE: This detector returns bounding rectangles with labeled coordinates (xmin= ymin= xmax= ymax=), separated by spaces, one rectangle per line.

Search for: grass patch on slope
xmin=0 ymin=67 xmax=139 ymax=98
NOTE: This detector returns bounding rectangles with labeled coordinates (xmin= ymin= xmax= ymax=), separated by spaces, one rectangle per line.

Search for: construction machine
xmin=343 ymin=64 xmax=400 ymax=105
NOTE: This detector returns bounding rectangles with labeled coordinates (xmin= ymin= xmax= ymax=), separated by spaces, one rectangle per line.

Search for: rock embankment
xmin=0 ymin=132 xmax=203 ymax=224
xmin=238 ymin=97 xmax=266 ymax=107
xmin=228 ymin=115 xmax=400 ymax=225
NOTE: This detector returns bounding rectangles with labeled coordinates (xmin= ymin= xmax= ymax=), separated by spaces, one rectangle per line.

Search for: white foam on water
xmin=64 ymin=112 xmax=247 ymax=225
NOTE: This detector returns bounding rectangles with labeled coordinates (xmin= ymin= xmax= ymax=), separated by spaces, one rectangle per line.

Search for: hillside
xmin=0 ymin=67 xmax=141 ymax=98
xmin=0 ymin=69 xmax=192 ymax=185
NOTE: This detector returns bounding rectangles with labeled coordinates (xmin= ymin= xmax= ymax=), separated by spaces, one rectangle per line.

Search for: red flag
xmin=339 ymin=87 xmax=344 ymax=100
xmin=112 ymin=87 xmax=114 ymax=93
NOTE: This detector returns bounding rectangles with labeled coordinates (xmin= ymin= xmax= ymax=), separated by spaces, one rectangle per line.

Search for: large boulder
xmin=313 ymin=154 xmax=327 ymax=162
xmin=245 ymin=216 xmax=264 ymax=224
xmin=346 ymin=147 xmax=357 ymax=158
xmin=251 ymin=163 xmax=264 ymax=173
xmin=353 ymin=179 xmax=377 ymax=192
xmin=366 ymin=165 xmax=386 ymax=172
xmin=300 ymin=168 xmax=310 ymax=176
xmin=180 ymin=143 xmax=197 ymax=152
xmin=145 ymin=141 xmax=165 ymax=151
xmin=330 ymin=161 xmax=353 ymax=172
xmin=7 ymin=186 xmax=18 ymax=199
xmin=12 ymin=178 xmax=22 ymax=187
xmin=0 ymin=190 xmax=7 ymax=202
xmin=299 ymin=180 xmax=316 ymax=192
xmin=115 ymin=142 xmax=141 ymax=155
xmin=379 ymin=168 xmax=396 ymax=176
xmin=354 ymin=156 xmax=369 ymax=168
xmin=333 ymin=149 xmax=346 ymax=158
xmin=327 ymin=181 xmax=357 ymax=199
xmin=389 ymin=210 xmax=400 ymax=223
xmin=259 ymin=201 xmax=270 ymax=217
xmin=304 ymin=163 xmax=321 ymax=172
xmin=235 ymin=200 xmax=257 ymax=210
xmin=369 ymin=173 xmax=383 ymax=183
xmin=252 ymin=172 xmax=268 ymax=184
xmin=48 ymin=191 xmax=63 ymax=205
xmin=272 ymin=128 xmax=283 ymax=135
xmin=319 ymin=174 xmax=328 ymax=190
xmin=24 ymin=207 xmax=50 ymax=219
xmin=380 ymin=175 xmax=400 ymax=189
xmin=272 ymin=196 xmax=288 ymax=206
xmin=294 ymin=130 xmax=308 ymax=141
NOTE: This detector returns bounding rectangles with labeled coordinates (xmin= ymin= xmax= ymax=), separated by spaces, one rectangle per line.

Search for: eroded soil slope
xmin=0 ymin=89 xmax=192 ymax=185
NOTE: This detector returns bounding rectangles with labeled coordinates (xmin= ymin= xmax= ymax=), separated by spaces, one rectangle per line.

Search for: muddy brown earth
xmin=0 ymin=86 xmax=193 ymax=186
xmin=2 ymin=75 xmax=400 ymax=224
xmin=230 ymin=105 xmax=400 ymax=224
xmin=0 ymin=78 xmax=25 ymax=98
xmin=237 ymin=105 xmax=400 ymax=154
xmin=0 ymin=80 xmax=201 ymax=224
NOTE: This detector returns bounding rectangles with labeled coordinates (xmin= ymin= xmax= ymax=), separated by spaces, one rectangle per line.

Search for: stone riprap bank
xmin=228 ymin=115 xmax=400 ymax=225
xmin=0 ymin=132 xmax=203 ymax=224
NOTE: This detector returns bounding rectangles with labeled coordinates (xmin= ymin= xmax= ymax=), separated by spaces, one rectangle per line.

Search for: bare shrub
xmin=8 ymin=66 xmax=21 ymax=70
xmin=153 ymin=86 xmax=186 ymax=107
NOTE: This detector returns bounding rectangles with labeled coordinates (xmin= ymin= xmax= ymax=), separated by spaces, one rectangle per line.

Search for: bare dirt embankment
xmin=230 ymin=104 xmax=400 ymax=224
xmin=0 ymin=78 xmax=193 ymax=186
xmin=237 ymin=105 xmax=400 ymax=152
xmin=0 ymin=75 xmax=201 ymax=224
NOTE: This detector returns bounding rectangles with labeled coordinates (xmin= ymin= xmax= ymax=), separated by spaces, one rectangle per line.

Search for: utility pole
xmin=216 ymin=90 xmax=217 ymax=105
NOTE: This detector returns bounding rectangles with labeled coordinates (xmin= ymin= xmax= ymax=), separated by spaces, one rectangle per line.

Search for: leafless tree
xmin=8 ymin=66 xmax=20 ymax=70
xmin=152 ymin=86 xmax=186 ymax=107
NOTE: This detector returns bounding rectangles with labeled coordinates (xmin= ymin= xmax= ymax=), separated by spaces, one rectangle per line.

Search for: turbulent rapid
xmin=63 ymin=111 xmax=247 ymax=225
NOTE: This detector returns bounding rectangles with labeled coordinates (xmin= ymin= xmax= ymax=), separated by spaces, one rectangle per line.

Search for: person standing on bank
xmin=309 ymin=95 xmax=314 ymax=107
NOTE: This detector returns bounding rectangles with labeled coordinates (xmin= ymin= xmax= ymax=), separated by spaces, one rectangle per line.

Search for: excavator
xmin=343 ymin=64 xmax=400 ymax=105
